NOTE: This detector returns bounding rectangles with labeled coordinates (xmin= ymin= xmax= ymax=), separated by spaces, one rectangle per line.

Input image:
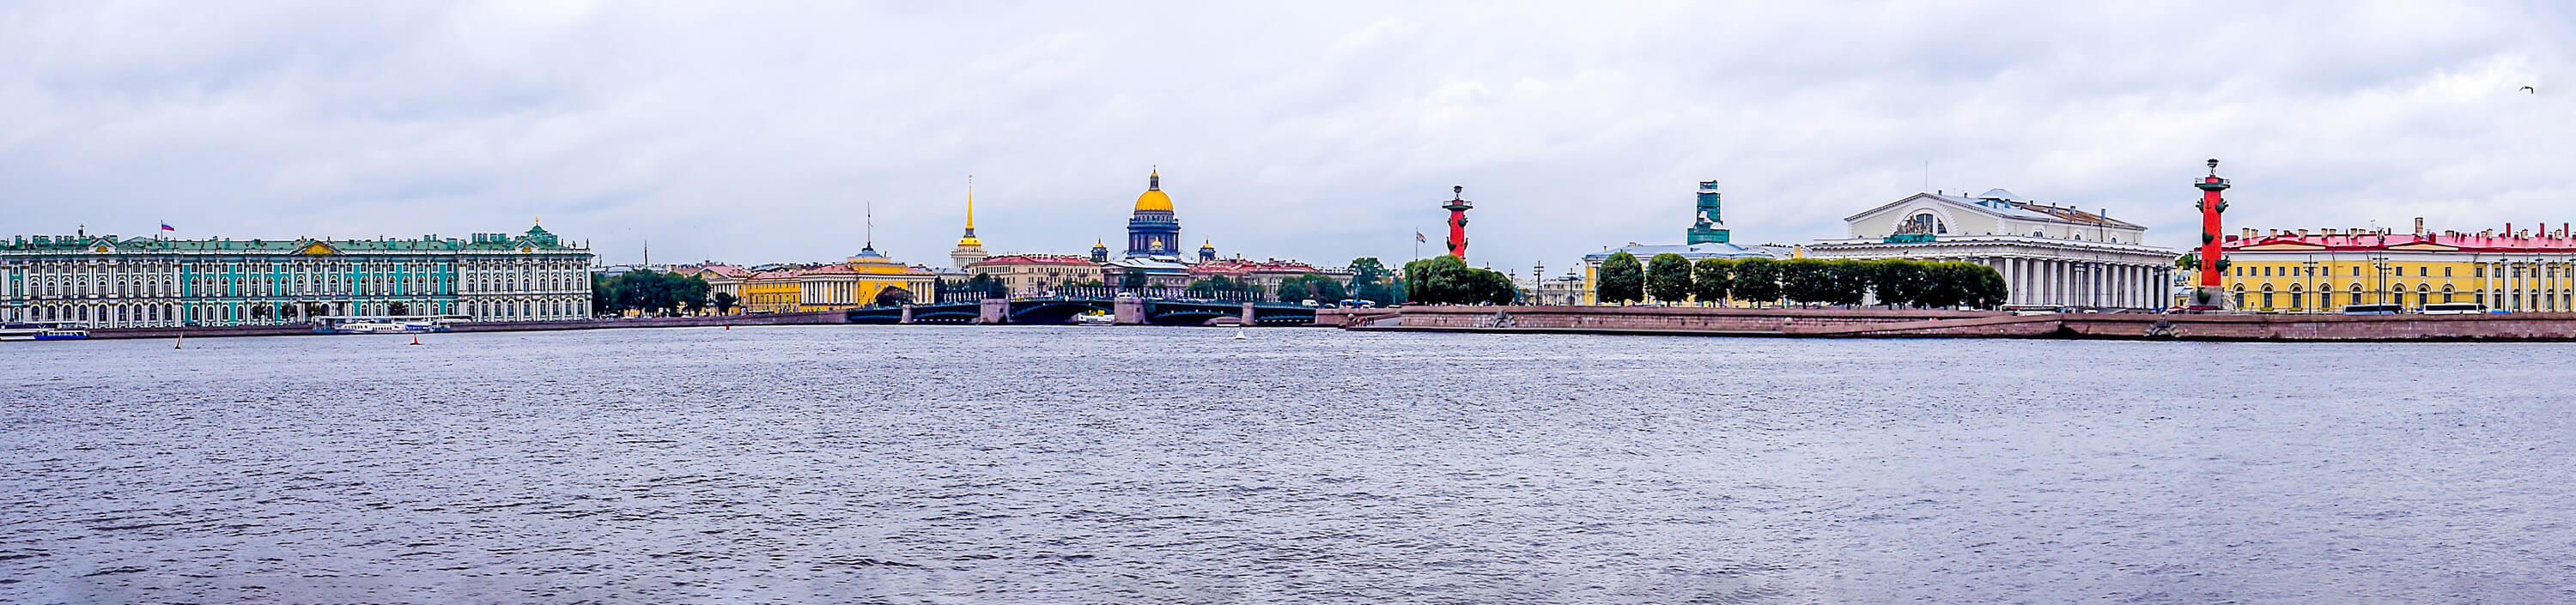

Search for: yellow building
xmin=735 ymin=245 xmax=939 ymax=312
xmin=2208 ymin=225 xmax=2576 ymax=312
xmin=822 ymin=245 xmax=936 ymax=308
xmin=741 ymin=269 xmax=805 ymax=313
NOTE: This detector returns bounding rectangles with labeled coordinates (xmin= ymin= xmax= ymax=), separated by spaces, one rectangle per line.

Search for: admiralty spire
xmin=950 ymin=175 xmax=987 ymax=269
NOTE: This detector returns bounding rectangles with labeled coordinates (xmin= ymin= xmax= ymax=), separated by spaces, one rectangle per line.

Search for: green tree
xmin=1919 ymin=262 xmax=1971 ymax=309
xmin=1348 ymin=257 xmax=1396 ymax=306
xmin=1822 ymin=260 xmax=1874 ymax=307
xmin=1477 ymin=269 xmax=1520 ymax=305
xmin=592 ymin=273 xmax=618 ymax=316
xmin=387 ymin=301 xmax=410 ymax=316
xmin=1275 ymin=274 xmax=1349 ymax=304
xmin=1971 ymin=265 xmax=2009 ymax=309
xmin=1404 ymin=255 xmax=1510 ymax=305
xmin=713 ymin=292 xmax=738 ymax=314
xmin=1867 ymin=260 xmax=1918 ymax=308
xmin=1118 ymin=270 xmax=1149 ymax=290
xmin=964 ymin=274 xmax=1006 ymax=299
xmin=1645 ymin=253 xmax=1693 ymax=304
xmin=1732 ymin=257 xmax=1781 ymax=306
xmin=1777 ymin=258 xmax=1831 ymax=306
xmin=1595 ymin=251 xmax=1643 ymax=305
xmin=1275 ymin=275 xmax=1310 ymax=303
xmin=676 ymin=275 xmax=710 ymax=314
xmin=1689 ymin=257 xmax=1734 ymax=306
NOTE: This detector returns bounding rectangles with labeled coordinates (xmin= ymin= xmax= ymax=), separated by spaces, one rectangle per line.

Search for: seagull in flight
xmin=2522 ymin=86 xmax=2537 ymax=94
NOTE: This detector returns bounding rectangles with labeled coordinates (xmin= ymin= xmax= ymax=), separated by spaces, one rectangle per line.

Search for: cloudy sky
xmin=4 ymin=2 xmax=2570 ymax=275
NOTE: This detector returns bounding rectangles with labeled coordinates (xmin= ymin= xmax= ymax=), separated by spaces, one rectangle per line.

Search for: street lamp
xmin=2369 ymin=252 xmax=2392 ymax=306
xmin=2300 ymin=258 xmax=2320 ymax=312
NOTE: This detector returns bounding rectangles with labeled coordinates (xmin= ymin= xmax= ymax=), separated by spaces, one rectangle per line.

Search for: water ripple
xmin=2 ymin=328 xmax=2573 ymax=603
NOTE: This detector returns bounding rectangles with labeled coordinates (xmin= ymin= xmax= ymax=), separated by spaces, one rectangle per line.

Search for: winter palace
xmin=0 ymin=222 xmax=592 ymax=328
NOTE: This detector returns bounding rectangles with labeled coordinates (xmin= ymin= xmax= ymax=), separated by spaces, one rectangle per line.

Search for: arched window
xmin=2441 ymin=284 xmax=2456 ymax=304
xmin=2287 ymin=283 xmax=2304 ymax=311
xmin=2232 ymin=284 xmax=2246 ymax=308
xmin=2349 ymin=283 xmax=2366 ymax=306
xmin=2260 ymin=284 xmax=2275 ymax=309
xmin=2416 ymin=283 xmax=2431 ymax=308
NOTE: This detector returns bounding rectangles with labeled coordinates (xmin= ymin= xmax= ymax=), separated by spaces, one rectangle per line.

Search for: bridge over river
xmin=846 ymin=295 xmax=1317 ymax=326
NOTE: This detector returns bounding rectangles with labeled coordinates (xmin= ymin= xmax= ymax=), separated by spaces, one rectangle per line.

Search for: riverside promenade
xmin=1323 ymin=305 xmax=2576 ymax=342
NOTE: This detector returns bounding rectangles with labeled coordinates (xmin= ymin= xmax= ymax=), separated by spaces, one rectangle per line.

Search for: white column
xmin=2006 ymin=258 xmax=2018 ymax=305
xmin=2048 ymin=260 xmax=2063 ymax=306
xmin=2124 ymin=264 xmax=2139 ymax=308
xmin=2111 ymin=264 xmax=2124 ymax=308
xmin=2035 ymin=260 xmax=2049 ymax=306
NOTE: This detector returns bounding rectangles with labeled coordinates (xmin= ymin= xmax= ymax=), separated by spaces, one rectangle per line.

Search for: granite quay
xmin=1331 ymin=304 xmax=2576 ymax=342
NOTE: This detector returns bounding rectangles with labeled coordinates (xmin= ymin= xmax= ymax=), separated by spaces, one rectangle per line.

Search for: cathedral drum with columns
xmin=1807 ymin=189 xmax=2182 ymax=309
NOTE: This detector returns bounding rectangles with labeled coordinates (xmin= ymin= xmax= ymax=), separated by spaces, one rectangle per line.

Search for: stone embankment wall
xmin=1353 ymin=305 xmax=2004 ymax=334
xmin=87 ymin=310 xmax=848 ymax=340
xmin=2057 ymin=312 xmax=2576 ymax=341
xmin=1345 ymin=305 xmax=2576 ymax=341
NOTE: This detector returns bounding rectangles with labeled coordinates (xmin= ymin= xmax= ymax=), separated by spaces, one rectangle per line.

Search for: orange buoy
xmin=409 ymin=336 xmax=422 ymax=346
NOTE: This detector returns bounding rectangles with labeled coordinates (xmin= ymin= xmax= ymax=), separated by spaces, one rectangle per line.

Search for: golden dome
xmin=1133 ymin=170 xmax=1172 ymax=212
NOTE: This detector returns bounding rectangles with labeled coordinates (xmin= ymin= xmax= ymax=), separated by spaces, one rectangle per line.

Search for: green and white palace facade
xmin=0 ymin=223 xmax=592 ymax=328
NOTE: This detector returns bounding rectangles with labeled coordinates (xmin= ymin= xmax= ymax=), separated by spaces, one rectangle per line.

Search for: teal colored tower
xmin=1686 ymin=180 xmax=1729 ymax=245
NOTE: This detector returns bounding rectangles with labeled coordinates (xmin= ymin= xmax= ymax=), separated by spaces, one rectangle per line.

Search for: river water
xmin=2 ymin=326 xmax=2571 ymax=603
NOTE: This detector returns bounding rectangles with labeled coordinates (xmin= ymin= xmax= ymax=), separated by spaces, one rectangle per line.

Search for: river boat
xmin=0 ymin=323 xmax=44 ymax=342
xmin=4 ymin=322 xmax=86 ymax=342
xmin=313 ymin=315 xmax=453 ymax=335
xmin=1074 ymin=311 xmax=1115 ymax=326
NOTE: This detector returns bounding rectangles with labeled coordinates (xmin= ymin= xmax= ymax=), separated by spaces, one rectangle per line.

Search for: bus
xmin=2421 ymin=303 xmax=2488 ymax=316
xmin=2340 ymin=303 xmax=2404 ymax=315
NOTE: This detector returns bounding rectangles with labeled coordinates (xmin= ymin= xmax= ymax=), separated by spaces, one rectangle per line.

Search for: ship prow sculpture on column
xmin=2193 ymin=159 xmax=2233 ymax=310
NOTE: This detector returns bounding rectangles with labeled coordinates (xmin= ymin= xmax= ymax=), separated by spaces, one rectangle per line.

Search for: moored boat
xmin=4 ymin=322 xmax=86 ymax=342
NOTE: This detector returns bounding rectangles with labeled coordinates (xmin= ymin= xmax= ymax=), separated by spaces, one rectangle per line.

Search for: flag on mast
xmin=161 ymin=222 xmax=174 ymax=232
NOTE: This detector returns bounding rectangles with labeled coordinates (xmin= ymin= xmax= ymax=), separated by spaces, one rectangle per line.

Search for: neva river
xmin=3 ymin=326 xmax=2572 ymax=604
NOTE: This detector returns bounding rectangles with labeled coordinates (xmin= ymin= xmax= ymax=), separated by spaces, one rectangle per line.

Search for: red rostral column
xmin=1443 ymin=185 xmax=1473 ymax=260
xmin=2194 ymin=159 xmax=2231 ymax=308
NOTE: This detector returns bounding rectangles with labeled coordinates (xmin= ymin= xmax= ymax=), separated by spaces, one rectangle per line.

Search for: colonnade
xmin=1983 ymin=257 xmax=2170 ymax=309
xmin=2482 ymin=260 xmax=2575 ymax=312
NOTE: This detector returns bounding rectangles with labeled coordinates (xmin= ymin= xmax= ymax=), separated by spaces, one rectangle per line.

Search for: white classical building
xmin=1 ymin=223 xmax=592 ymax=327
xmin=1806 ymin=189 xmax=2180 ymax=309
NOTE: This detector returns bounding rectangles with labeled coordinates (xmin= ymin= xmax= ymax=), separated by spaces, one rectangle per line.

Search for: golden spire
xmin=955 ymin=174 xmax=983 ymax=248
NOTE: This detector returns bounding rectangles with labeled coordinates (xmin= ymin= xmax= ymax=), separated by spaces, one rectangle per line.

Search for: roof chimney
xmin=2415 ymin=217 xmax=2425 ymax=235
